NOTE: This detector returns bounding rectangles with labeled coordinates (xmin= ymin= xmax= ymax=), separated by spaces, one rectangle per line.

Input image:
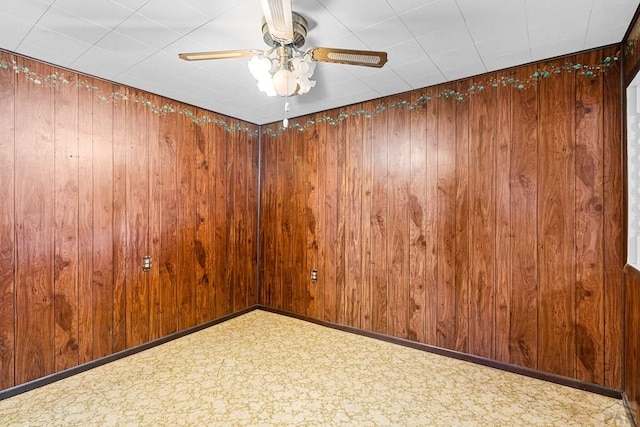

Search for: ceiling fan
xmin=178 ymin=0 xmax=388 ymax=98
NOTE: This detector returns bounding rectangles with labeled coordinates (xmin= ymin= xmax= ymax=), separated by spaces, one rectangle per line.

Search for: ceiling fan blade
xmin=308 ymin=47 xmax=388 ymax=68
xmin=178 ymin=50 xmax=257 ymax=61
xmin=261 ymin=0 xmax=294 ymax=43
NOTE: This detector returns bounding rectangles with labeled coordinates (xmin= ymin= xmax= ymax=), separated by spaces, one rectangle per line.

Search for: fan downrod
xmin=261 ymin=11 xmax=308 ymax=48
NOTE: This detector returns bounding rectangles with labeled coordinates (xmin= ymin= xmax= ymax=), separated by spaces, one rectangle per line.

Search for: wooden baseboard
xmin=256 ymin=305 xmax=624 ymax=400
xmin=2 ymin=304 xmax=625 ymax=407
xmin=622 ymin=393 xmax=639 ymax=427
xmin=0 ymin=306 xmax=257 ymax=401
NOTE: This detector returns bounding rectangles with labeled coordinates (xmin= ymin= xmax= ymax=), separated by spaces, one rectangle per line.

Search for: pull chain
xmin=283 ymin=97 xmax=290 ymax=128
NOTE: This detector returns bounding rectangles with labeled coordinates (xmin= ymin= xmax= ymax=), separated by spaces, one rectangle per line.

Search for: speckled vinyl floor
xmin=0 ymin=309 xmax=632 ymax=426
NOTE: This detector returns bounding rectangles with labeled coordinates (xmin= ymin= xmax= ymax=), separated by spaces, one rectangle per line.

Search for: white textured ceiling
xmin=0 ymin=0 xmax=638 ymax=125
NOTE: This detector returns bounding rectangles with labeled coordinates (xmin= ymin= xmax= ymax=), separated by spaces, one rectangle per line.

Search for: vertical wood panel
xmin=53 ymin=71 xmax=80 ymax=372
xmin=408 ymin=93 xmax=427 ymax=343
xmin=291 ymin=128 xmax=305 ymax=314
xmin=574 ymin=51 xmax=605 ymax=384
xmin=148 ymin=95 xmax=162 ymax=340
xmin=258 ymin=131 xmax=268 ymax=306
xmin=229 ymin=122 xmax=241 ymax=314
xmin=388 ymin=102 xmax=410 ymax=339
xmin=260 ymin=133 xmax=276 ymax=307
xmin=177 ymin=109 xmax=196 ymax=327
xmin=125 ymin=90 xmax=150 ymax=348
xmin=111 ymin=86 xmax=128 ymax=353
xmin=232 ymin=122 xmax=248 ymax=312
xmin=194 ymin=113 xmax=212 ymax=322
xmin=281 ymin=131 xmax=295 ymax=312
xmin=91 ymin=80 xmax=114 ymax=359
xmin=437 ymin=93 xmax=457 ymax=348
xmin=323 ymin=118 xmax=339 ymax=323
xmin=286 ymin=129 xmax=298 ymax=313
xmin=370 ymin=107 xmax=388 ymax=334
xmin=344 ymin=111 xmax=363 ymax=328
xmin=494 ymin=75 xmax=512 ymax=363
xmin=335 ymin=114 xmax=347 ymax=324
xmin=454 ymin=82 xmax=470 ymax=353
xmin=15 ymin=60 xmax=55 ymax=384
xmin=361 ymin=103 xmax=374 ymax=330
xmin=206 ymin=121 xmax=219 ymax=315
xmin=241 ymin=127 xmax=251 ymax=308
xmin=315 ymin=118 xmax=327 ymax=320
xmin=469 ymin=76 xmax=497 ymax=359
xmin=157 ymin=104 xmax=178 ymax=336
xmin=0 ymin=52 xmax=16 ymax=389
xmin=77 ymin=78 xmax=93 ymax=365
xmin=602 ymin=47 xmax=624 ymax=390
xmin=537 ymin=58 xmax=576 ymax=378
xmin=272 ymin=131 xmax=286 ymax=312
xmin=212 ymin=122 xmax=228 ymax=318
xmin=247 ymin=126 xmax=259 ymax=307
xmin=424 ymin=89 xmax=439 ymax=346
xmin=509 ymin=65 xmax=539 ymax=369
xmin=305 ymin=124 xmax=319 ymax=317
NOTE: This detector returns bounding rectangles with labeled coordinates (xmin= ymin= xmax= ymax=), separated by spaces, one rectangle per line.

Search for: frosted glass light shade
xmin=248 ymin=55 xmax=272 ymax=80
xmin=257 ymin=78 xmax=277 ymax=97
xmin=297 ymin=76 xmax=315 ymax=94
xmin=249 ymin=52 xmax=316 ymax=97
xmin=272 ymin=69 xmax=297 ymax=96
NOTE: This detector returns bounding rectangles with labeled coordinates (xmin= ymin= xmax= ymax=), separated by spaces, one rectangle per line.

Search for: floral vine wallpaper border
xmin=624 ymin=10 xmax=640 ymax=80
xmin=0 ymin=52 xmax=619 ymax=139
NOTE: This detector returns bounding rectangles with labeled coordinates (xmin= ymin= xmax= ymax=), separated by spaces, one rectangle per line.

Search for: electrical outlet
xmin=142 ymin=255 xmax=152 ymax=272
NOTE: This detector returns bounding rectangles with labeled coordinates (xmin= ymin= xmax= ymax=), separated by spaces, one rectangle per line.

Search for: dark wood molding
xmin=0 ymin=307 xmax=257 ymax=401
xmin=624 ymin=263 xmax=640 ymax=276
xmin=257 ymin=305 xmax=624 ymax=400
xmin=623 ymin=393 xmax=639 ymax=427
xmin=624 ymin=268 xmax=640 ymax=426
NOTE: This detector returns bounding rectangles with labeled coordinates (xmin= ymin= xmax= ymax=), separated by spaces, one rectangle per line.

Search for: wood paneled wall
xmin=624 ymin=8 xmax=640 ymax=422
xmin=259 ymin=46 xmax=624 ymax=388
xmin=0 ymin=52 xmax=258 ymax=390
xmin=0 ymin=44 xmax=627 ymax=395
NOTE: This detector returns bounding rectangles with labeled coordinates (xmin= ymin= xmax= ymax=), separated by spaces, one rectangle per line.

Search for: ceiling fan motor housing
xmin=262 ymin=11 xmax=308 ymax=48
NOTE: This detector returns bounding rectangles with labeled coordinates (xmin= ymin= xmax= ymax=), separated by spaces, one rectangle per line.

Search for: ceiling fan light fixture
xmin=180 ymin=6 xmax=387 ymax=100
